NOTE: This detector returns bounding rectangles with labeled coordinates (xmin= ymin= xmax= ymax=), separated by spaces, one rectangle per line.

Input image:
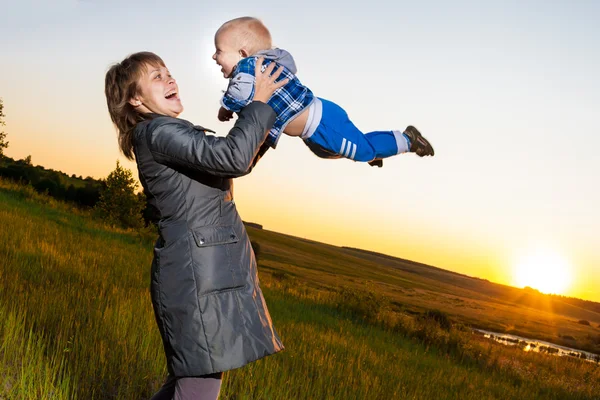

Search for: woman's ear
xmin=128 ymin=96 xmax=142 ymax=108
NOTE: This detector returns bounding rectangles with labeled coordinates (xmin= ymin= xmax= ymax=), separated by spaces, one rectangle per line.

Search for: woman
xmin=104 ymin=51 xmax=288 ymax=399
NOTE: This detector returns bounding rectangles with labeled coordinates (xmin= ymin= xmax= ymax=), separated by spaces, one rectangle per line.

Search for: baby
xmin=212 ymin=17 xmax=434 ymax=167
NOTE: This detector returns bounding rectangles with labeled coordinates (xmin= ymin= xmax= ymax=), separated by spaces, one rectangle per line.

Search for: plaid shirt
xmin=221 ymin=55 xmax=314 ymax=148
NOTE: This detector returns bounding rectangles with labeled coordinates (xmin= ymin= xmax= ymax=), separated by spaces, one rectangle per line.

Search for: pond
xmin=473 ymin=329 xmax=600 ymax=363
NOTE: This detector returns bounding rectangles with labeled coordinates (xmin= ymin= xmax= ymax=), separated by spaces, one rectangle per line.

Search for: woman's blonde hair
xmin=217 ymin=17 xmax=272 ymax=55
xmin=104 ymin=51 xmax=165 ymax=160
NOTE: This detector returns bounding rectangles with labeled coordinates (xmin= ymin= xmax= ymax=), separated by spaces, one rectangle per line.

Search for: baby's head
xmin=213 ymin=17 xmax=272 ymax=78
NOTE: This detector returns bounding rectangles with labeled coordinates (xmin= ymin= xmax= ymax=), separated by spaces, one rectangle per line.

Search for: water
xmin=473 ymin=329 xmax=600 ymax=363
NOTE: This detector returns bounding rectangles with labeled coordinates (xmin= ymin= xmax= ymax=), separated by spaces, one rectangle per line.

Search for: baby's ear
xmin=240 ymin=49 xmax=250 ymax=58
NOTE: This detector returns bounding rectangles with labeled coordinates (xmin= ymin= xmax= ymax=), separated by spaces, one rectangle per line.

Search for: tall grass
xmin=1 ymin=179 xmax=599 ymax=399
xmin=0 ymin=181 xmax=164 ymax=399
xmin=0 ymin=304 xmax=72 ymax=399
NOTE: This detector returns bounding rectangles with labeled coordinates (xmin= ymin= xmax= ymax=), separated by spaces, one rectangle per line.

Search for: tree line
xmin=0 ymin=156 xmax=105 ymax=207
xmin=0 ymin=155 xmax=149 ymax=229
xmin=0 ymin=97 xmax=148 ymax=230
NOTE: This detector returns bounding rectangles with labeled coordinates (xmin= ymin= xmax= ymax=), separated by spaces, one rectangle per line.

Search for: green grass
xmin=248 ymin=225 xmax=600 ymax=355
xmin=0 ymin=178 xmax=598 ymax=399
xmin=0 ymin=305 xmax=73 ymax=399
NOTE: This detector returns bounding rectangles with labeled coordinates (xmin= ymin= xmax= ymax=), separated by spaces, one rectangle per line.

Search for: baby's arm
xmin=220 ymin=68 xmax=256 ymax=114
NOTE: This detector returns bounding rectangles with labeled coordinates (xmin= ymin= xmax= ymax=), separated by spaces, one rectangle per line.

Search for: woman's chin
xmin=173 ymin=103 xmax=184 ymax=116
xmin=167 ymin=101 xmax=184 ymax=117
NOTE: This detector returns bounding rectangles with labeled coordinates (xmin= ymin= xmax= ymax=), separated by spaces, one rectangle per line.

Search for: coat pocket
xmin=192 ymin=225 xmax=239 ymax=247
xmin=190 ymin=225 xmax=244 ymax=296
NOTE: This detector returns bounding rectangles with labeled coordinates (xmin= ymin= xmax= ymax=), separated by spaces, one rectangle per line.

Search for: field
xmin=0 ymin=178 xmax=598 ymax=399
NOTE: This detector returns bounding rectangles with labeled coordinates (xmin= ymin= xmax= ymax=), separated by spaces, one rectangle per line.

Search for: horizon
xmin=4 ymin=157 xmax=598 ymax=306
xmin=1 ymin=0 xmax=599 ymax=302
xmin=241 ymin=222 xmax=600 ymax=305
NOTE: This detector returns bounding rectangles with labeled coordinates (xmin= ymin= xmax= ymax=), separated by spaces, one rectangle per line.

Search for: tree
xmin=95 ymin=161 xmax=145 ymax=229
xmin=0 ymin=98 xmax=9 ymax=158
xmin=251 ymin=241 xmax=261 ymax=262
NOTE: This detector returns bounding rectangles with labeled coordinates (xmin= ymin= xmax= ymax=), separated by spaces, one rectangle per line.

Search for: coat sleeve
xmin=246 ymin=141 xmax=271 ymax=174
xmin=146 ymin=101 xmax=275 ymax=177
xmin=221 ymin=71 xmax=255 ymax=112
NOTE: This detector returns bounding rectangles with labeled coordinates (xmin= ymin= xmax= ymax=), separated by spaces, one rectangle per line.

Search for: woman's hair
xmin=218 ymin=17 xmax=272 ymax=55
xmin=104 ymin=51 xmax=165 ymax=160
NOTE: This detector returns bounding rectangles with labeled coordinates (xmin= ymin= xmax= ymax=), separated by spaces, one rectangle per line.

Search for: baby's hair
xmin=217 ymin=16 xmax=272 ymax=55
xmin=104 ymin=51 xmax=164 ymax=160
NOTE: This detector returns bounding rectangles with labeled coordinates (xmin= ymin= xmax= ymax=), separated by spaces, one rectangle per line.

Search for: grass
xmin=0 ymin=178 xmax=599 ymax=399
xmin=248 ymin=225 xmax=600 ymax=355
xmin=0 ymin=305 xmax=72 ymax=399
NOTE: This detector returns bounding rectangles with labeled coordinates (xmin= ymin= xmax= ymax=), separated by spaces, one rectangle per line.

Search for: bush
xmin=245 ymin=222 xmax=263 ymax=229
xmin=33 ymin=178 xmax=61 ymax=198
xmin=95 ymin=161 xmax=145 ymax=229
xmin=586 ymin=334 xmax=600 ymax=345
xmin=578 ymin=320 xmax=591 ymax=326
xmin=271 ymin=271 xmax=288 ymax=282
xmin=421 ymin=309 xmax=453 ymax=331
xmin=251 ymin=240 xmax=261 ymax=262
xmin=336 ymin=286 xmax=388 ymax=324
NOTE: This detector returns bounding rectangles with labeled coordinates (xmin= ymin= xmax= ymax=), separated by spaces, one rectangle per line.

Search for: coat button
xmin=199 ymin=239 xmax=205 ymax=245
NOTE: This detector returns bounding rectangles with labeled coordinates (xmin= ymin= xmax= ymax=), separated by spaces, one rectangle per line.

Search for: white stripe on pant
xmin=340 ymin=139 xmax=357 ymax=159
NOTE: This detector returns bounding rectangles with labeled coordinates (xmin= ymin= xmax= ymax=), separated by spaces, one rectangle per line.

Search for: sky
xmin=1 ymin=0 xmax=599 ymax=301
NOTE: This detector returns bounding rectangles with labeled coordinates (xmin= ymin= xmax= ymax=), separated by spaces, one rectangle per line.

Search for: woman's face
xmin=130 ymin=63 xmax=183 ymax=117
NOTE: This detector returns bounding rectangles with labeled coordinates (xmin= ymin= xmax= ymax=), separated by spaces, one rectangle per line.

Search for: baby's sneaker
xmin=404 ymin=126 xmax=434 ymax=157
xmin=368 ymin=159 xmax=383 ymax=168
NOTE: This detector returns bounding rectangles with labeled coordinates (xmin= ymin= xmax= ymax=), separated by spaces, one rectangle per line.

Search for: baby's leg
xmin=362 ymin=130 xmax=410 ymax=159
xmin=312 ymin=98 xmax=409 ymax=162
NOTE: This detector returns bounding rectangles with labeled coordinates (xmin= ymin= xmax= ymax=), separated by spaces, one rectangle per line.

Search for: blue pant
xmin=303 ymin=98 xmax=403 ymax=161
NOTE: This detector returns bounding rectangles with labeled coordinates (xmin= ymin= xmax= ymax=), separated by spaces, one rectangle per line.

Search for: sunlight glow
xmin=513 ymin=247 xmax=573 ymax=295
xmin=196 ymin=34 xmax=222 ymax=83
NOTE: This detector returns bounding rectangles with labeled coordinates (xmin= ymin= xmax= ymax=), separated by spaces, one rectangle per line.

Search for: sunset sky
xmin=1 ymin=0 xmax=598 ymax=301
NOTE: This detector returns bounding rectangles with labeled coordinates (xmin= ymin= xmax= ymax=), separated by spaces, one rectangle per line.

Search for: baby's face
xmin=212 ymin=30 xmax=242 ymax=78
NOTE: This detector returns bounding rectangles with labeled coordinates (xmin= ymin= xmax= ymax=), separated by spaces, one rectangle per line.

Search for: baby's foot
xmin=404 ymin=126 xmax=434 ymax=157
xmin=368 ymin=159 xmax=383 ymax=168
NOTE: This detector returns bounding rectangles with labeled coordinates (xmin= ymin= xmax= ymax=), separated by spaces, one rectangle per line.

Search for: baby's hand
xmin=218 ymin=106 xmax=234 ymax=122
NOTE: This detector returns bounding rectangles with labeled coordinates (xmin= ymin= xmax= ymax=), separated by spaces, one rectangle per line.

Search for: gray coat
xmin=132 ymin=102 xmax=283 ymax=377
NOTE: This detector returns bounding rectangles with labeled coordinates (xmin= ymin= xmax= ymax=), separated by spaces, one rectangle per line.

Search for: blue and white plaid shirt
xmin=221 ymin=52 xmax=314 ymax=148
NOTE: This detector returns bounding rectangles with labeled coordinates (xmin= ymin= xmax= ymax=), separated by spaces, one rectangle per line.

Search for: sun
xmin=513 ymin=247 xmax=573 ymax=295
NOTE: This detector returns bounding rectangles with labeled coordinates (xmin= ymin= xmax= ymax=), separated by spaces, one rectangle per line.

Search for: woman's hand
xmin=253 ymin=57 xmax=289 ymax=104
